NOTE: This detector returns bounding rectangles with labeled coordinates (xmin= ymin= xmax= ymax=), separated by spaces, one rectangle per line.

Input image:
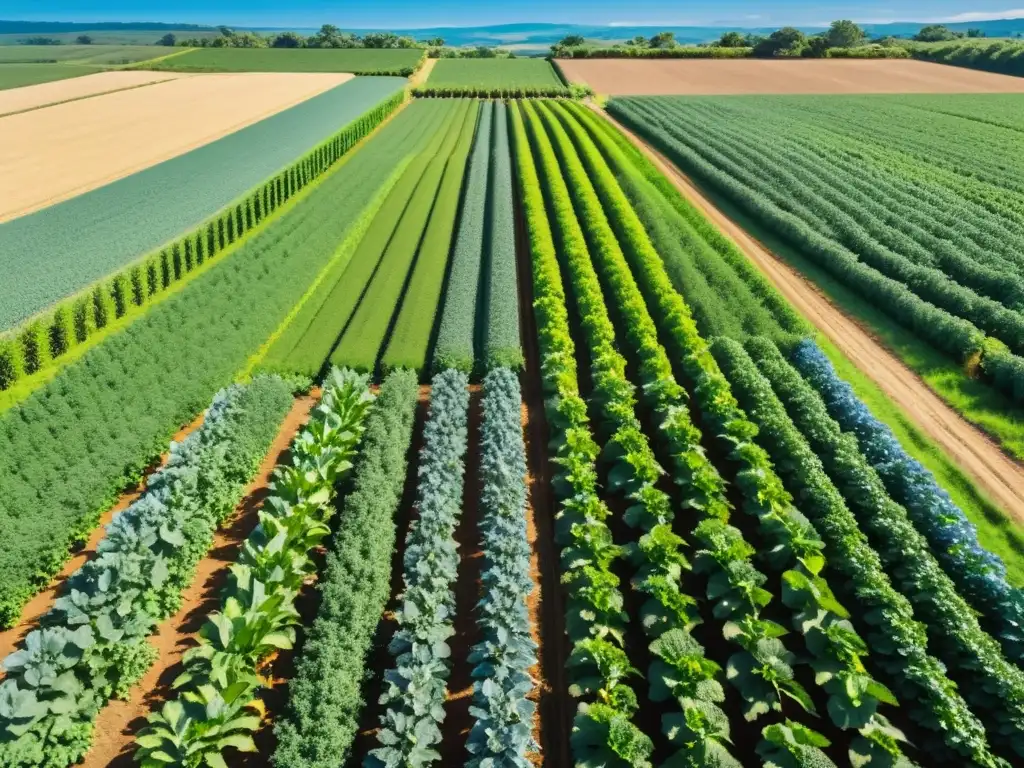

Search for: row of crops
xmin=606 ymin=94 xmax=1024 ymax=410
xmin=511 ymin=97 xmax=1024 ymax=767
xmin=264 ymin=98 xmax=522 ymax=380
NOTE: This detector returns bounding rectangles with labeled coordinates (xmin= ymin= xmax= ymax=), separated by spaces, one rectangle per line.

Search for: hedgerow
xmin=534 ymin=100 xmax=906 ymax=764
xmin=467 ymin=368 xmax=537 ymax=766
xmin=510 ymin=100 xmax=654 ymax=767
xmin=752 ymin=338 xmax=1024 ymax=761
xmin=909 ymin=38 xmax=1024 ymax=77
xmin=554 ymin=45 xmax=753 ymax=58
xmin=483 ymin=102 xmax=523 ymax=372
xmin=365 ymin=369 xmax=470 ymax=768
xmin=433 ymin=102 xmax=494 ymax=374
xmin=0 ymin=84 xmax=405 ymax=392
xmin=135 ymin=369 xmax=375 ymax=768
xmin=0 ymin=376 xmax=293 ymax=767
xmin=412 ymin=84 xmax=590 ymax=99
xmin=273 ymin=368 xmax=419 ymax=768
xmin=712 ymin=336 xmax=1000 ymax=767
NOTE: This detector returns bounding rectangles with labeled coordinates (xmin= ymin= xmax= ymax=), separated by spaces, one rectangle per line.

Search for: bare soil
xmin=78 ymin=392 xmax=318 ymax=768
xmin=0 ymin=71 xmax=353 ymax=222
xmin=598 ymin=105 xmax=1024 ymax=525
xmin=559 ymin=58 xmax=1024 ymax=96
xmin=0 ymin=70 xmax=185 ymax=118
xmin=408 ymin=58 xmax=437 ymax=87
xmin=0 ymin=414 xmax=206 ymax=664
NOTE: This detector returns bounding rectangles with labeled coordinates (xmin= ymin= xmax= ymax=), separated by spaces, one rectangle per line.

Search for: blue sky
xmin=6 ymin=1 xmax=1024 ymax=29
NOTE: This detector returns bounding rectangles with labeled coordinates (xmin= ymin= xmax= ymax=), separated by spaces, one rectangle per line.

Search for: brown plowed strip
xmin=0 ymin=70 xmax=187 ymax=118
xmin=596 ymin=106 xmax=1024 ymax=525
xmin=560 ymin=59 xmax=1024 ymax=96
xmin=80 ymin=392 xmax=318 ymax=768
xmin=0 ymin=71 xmax=353 ymax=222
xmin=0 ymin=414 xmax=206 ymax=663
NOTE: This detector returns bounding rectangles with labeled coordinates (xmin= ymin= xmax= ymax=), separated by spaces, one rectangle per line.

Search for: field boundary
xmin=0 ymin=72 xmax=185 ymax=118
xmin=593 ymin=104 xmax=1024 ymax=525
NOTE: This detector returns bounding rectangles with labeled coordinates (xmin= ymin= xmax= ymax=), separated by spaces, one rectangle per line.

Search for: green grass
xmin=143 ymin=47 xmax=423 ymax=74
xmin=0 ymin=63 xmax=101 ymax=89
xmin=0 ymin=44 xmax=164 ymax=64
xmin=426 ymin=58 xmax=563 ymax=88
xmin=0 ymin=31 xmax=219 ymax=46
xmin=381 ymin=101 xmax=479 ymax=375
xmin=331 ymin=100 xmax=473 ymax=373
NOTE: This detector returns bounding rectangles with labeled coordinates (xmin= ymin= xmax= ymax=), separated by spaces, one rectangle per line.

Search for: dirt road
xmin=561 ymin=58 xmax=1024 ymax=96
xmin=596 ymin=106 xmax=1024 ymax=525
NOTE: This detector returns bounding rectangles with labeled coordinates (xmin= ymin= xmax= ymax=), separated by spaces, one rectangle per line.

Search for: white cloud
xmin=936 ymin=8 xmax=1024 ymax=21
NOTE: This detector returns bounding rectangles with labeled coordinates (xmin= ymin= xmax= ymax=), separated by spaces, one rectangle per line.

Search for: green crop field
xmin=0 ymin=76 xmax=405 ymax=333
xmin=2 ymin=42 xmax=1024 ymax=768
xmin=145 ymin=46 xmax=424 ymax=74
xmin=0 ymin=62 xmax=102 ymax=89
xmin=426 ymin=57 xmax=563 ymax=87
xmin=0 ymin=44 xmax=164 ymax=64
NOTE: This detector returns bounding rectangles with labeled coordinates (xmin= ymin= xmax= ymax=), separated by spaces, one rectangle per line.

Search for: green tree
xmin=559 ymin=34 xmax=586 ymax=47
xmin=754 ymin=27 xmax=808 ymax=57
xmin=826 ymin=19 xmax=865 ymax=48
xmin=717 ymin=31 xmax=746 ymax=47
xmin=649 ymin=31 xmax=677 ymax=48
xmin=967 ymin=28 xmax=986 ymax=38
xmin=157 ymin=33 xmax=176 ymax=46
xmin=804 ymin=34 xmax=831 ymax=57
xmin=76 ymin=34 xmax=93 ymax=44
xmin=914 ymin=24 xmax=956 ymax=42
xmin=270 ymin=31 xmax=304 ymax=47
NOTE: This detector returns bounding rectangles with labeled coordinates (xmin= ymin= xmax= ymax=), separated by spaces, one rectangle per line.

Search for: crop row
xmin=0 ymin=98 xmax=421 ymax=629
xmin=606 ymin=95 xmax=1024 ymax=404
xmin=272 ymin=368 xmax=419 ymax=768
xmin=412 ymin=85 xmax=588 ymax=99
xmin=467 ymin=367 xmax=537 ymax=766
xmin=554 ymin=98 xmax=1016 ymax=765
xmin=0 ymin=376 xmax=293 ymax=767
xmin=331 ymin=101 xmax=475 ymax=373
xmin=135 ymin=369 xmax=374 ymax=766
xmin=0 ymin=87 xmax=404 ymax=395
xmin=529 ymin=98 xmax=917 ymax=765
xmin=366 ymin=369 xmax=470 ymax=768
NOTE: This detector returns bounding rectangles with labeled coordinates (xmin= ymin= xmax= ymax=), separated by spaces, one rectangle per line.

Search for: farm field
xmin=607 ymin=93 xmax=1024 ymax=457
xmin=557 ymin=57 xmax=1024 ymax=94
xmin=0 ymin=44 xmax=164 ymax=64
xmin=0 ymin=75 xmax=404 ymax=332
xmin=0 ymin=70 xmax=183 ymax=116
xmin=145 ymin=46 xmax=424 ymax=74
xmin=0 ymin=72 xmax=352 ymax=222
xmin=426 ymin=58 xmax=564 ymax=87
xmin=0 ymin=62 xmax=102 ymax=90
xmin=2 ymin=52 xmax=1024 ymax=768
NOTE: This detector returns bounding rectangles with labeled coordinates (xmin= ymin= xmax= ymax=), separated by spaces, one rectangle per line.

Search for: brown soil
xmin=515 ymin=189 xmax=572 ymax=767
xmin=0 ymin=71 xmax=185 ymax=118
xmin=0 ymin=414 xmax=206 ymax=664
xmin=598 ymin=105 xmax=1024 ymax=525
xmin=0 ymin=72 xmax=353 ymax=222
xmin=439 ymin=385 xmax=484 ymax=765
xmin=409 ymin=58 xmax=437 ymax=87
xmin=78 ymin=392 xmax=318 ymax=768
xmin=559 ymin=58 xmax=1024 ymax=96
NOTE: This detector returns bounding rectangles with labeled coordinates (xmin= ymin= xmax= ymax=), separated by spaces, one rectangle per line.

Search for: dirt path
xmin=0 ymin=414 xmax=206 ymax=662
xmin=597 ymin=106 xmax=1024 ymax=525
xmin=79 ymin=392 xmax=318 ymax=768
xmin=409 ymin=57 xmax=437 ymax=87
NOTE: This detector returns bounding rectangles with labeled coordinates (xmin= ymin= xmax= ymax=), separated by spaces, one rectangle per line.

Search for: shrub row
xmin=509 ymin=99 xmax=655 ymax=767
xmin=467 ymin=368 xmax=537 ymax=766
xmin=713 ymin=337 xmax=1002 ymax=767
xmin=272 ymin=368 xmax=419 ymax=768
xmin=483 ymin=102 xmax=524 ymax=371
xmin=757 ymin=339 xmax=1024 ymax=760
xmin=365 ymin=369 xmax=470 ymax=768
xmin=433 ymin=102 xmax=494 ymax=374
xmin=538 ymin=99 xmax=902 ymax=764
xmin=412 ymin=84 xmax=591 ymax=99
xmin=909 ymin=39 xmax=1024 ymax=78
xmin=0 ymin=376 xmax=293 ymax=767
xmin=554 ymin=46 xmax=753 ymax=59
xmin=825 ymin=45 xmax=910 ymax=58
xmin=134 ymin=369 xmax=374 ymax=767
xmin=0 ymin=90 xmax=404 ymax=395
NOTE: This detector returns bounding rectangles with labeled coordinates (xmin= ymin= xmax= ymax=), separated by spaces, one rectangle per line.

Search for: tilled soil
xmin=0 ymin=71 xmax=353 ymax=222
xmin=598 ymin=105 xmax=1024 ymax=526
xmin=559 ymin=58 xmax=1024 ymax=96
xmin=0 ymin=70 xmax=185 ymax=118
